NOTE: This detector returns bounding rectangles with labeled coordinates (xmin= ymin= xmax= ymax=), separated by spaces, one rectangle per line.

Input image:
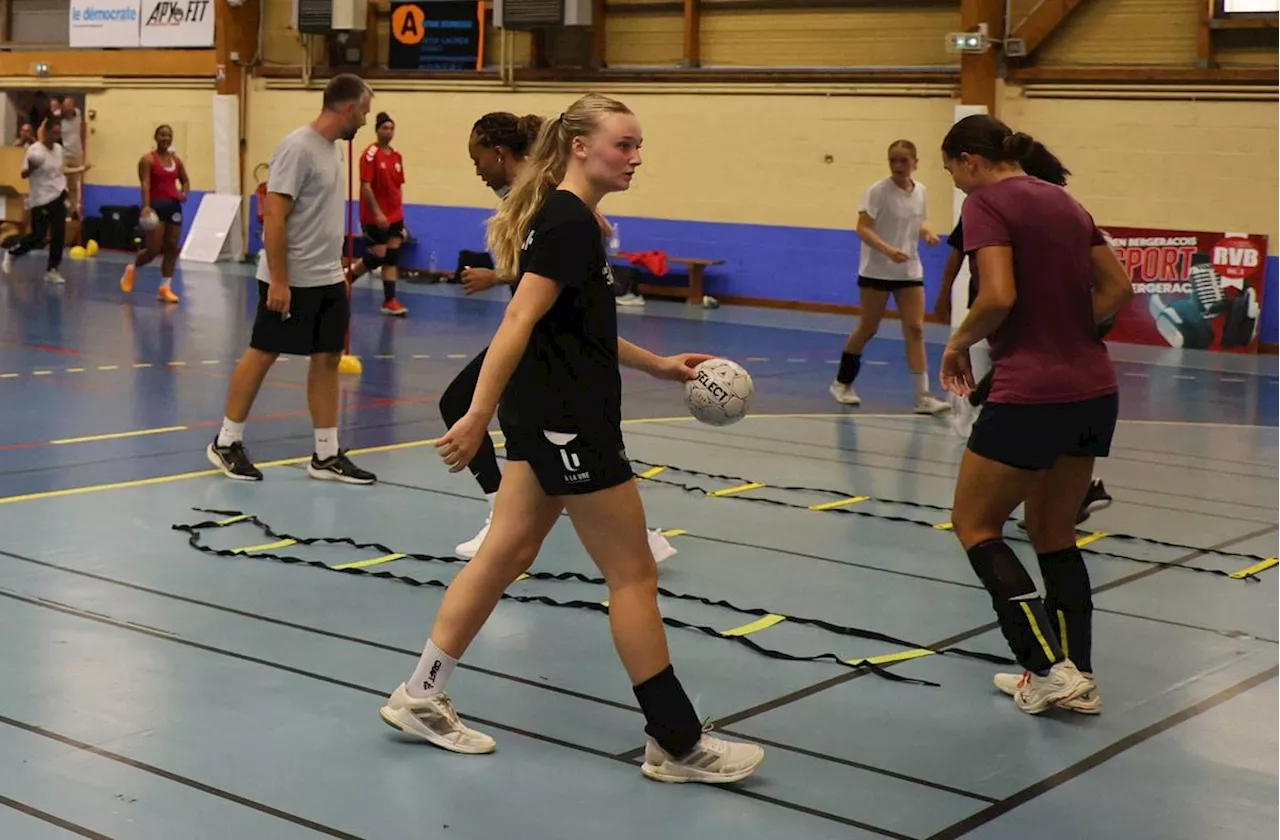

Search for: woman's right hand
xmin=888 ymin=248 xmax=910 ymax=264
xmin=461 ymin=267 xmax=499 ymax=295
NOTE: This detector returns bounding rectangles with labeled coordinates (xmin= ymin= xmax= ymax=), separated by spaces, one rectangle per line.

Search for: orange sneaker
xmin=381 ymin=298 xmax=408 ymax=316
xmin=157 ymin=285 xmax=180 ymax=304
xmin=121 ymin=264 xmax=136 ymax=293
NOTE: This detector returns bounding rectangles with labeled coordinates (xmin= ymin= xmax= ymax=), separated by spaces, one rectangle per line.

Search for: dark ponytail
xmin=472 ymin=111 xmax=546 ymax=160
xmin=941 ymin=115 xmax=1028 ymax=163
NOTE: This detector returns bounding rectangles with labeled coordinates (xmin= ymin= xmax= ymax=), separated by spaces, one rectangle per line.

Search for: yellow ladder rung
xmin=809 ymin=496 xmax=869 ymax=511
xmin=333 ymin=553 xmax=405 ymax=571
xmin=1230 ymin=557 xmax=1278 ymax=580
xmin=721 ymin=614 xmax=786 ymax=637
xmin=232 ymin=538 xmax=296 ymax=554
xmin=710 ymin=482 xmax=764 ymax=497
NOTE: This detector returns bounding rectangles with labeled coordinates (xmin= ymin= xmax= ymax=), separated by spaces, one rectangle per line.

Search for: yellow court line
xmin=166 ymin=361 xmax=187 ymax=367
xmin=0 ymin=373 xmax=18 ymax=379
xmin=0 ymin=412 xmax=915 ymax=508
xmin=201 ymin=360 xmax=220 ymax=365
xmin=1075 ymin=531 xmax=1109 ymax=548
xmin=98 ymin=365 xmax=119 ymax=371
xmin=849 ymin=648 xmax=936 ymax=667
xmin=637 ymin=466 xmax=667 ymax=479
xmin=447 ymin=354 xmax=469 ymax=359
xmin=33 ymin=370 xmax=52 ymax=376
xmin=51 ymin=425 xmax=189 ymax=445
xmin=232 ymin=538 xmax=297 ymax=554
xmin=134 ymin=363 xmax=151 ymax=368
xmin=809 ymin=495 xmax=869 ymax=511
xmin=65 ymin=368 xmax=85 ymax=373
xmin=333 ymin=553 xmax=405 ymax=570
xmin=412 ymin=354 xmax=431 ymax=359
xmin=1229 ymin=557 xmax=1278 ymax=580
xmin=710 ymin=482 xmax=764 ymax=497
xmin=661 ymin=528 xmax=687 ymax=538
xmin=720 ymin=614 xmax=786 ymax=637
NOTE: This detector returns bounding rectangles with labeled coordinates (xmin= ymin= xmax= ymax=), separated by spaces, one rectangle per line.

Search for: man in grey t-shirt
xmin=207 ymin=74 xmax=377 ymax=485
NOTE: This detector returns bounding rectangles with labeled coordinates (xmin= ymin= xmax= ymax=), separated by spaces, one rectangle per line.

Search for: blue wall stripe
xmin=83 ymin=186 xmax=1279 ymax=345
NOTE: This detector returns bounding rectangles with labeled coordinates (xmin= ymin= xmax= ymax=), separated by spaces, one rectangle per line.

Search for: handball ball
xmin=139 ymin=208 xmax=160 ymax=232
xmin=85 ymin=239 xmax=99 ymax=256
xmin=684 ymin=358 xmax=754 ymax=426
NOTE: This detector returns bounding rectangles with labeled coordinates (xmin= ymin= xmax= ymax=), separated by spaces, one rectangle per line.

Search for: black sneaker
xmin=1016 ymin=479 xmax=1114 ymax=531
xmin=308 ymin=450 xmax=376 ymax=485
xmin=207 ymin=439 xmax=263 ymax=481
xmin=1079 ymin=479 xmax=1112 ymax=519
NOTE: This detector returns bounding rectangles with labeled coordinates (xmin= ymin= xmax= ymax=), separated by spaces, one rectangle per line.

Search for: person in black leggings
xmin=935 ymin=145 xmax=1113 ymax=527
xmin=442 ymin=113 xmax=679 ymax=565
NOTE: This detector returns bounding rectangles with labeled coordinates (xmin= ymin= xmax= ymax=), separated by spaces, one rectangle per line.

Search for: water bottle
xmin=608 ymin=222 xmax=621 ymax=256
xmin=428 ymin=250 xmax=438 ymax=276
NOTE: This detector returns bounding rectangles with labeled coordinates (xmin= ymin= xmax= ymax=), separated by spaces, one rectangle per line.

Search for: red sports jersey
xmin=149 ymin=151 xmax=183 ymax=203
xmin=359 ymin=143 xmax=405 ymax=226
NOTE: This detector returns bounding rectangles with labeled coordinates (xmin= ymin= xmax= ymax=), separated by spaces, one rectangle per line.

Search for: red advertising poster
xmin=1104 ymin=227 xmax=1269 ymax=354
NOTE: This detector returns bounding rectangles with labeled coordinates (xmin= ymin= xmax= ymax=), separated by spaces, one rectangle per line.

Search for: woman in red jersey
xmin=939 ymin=115 xmax=1133 ymax=718
xmin=347 ymin=112 xmax=407 ymax=315
xmin=121 ymin=124 xmax=188 ymax=303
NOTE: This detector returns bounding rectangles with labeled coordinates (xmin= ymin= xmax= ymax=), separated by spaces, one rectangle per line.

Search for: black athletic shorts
xmin=362 ymin=220 xmax=405 ymax=246
xmin=858 ymin=275 xmax=924 ymax=292
xmin=499 ymin=421 xmax=634 ymax=497
xmin=151 ymin=199 xmax=183 ymax=227
xmin=968 ymin=392 xmax=1119 ymax=471
xmin=249 ymin=281 xmax=349 ymax=357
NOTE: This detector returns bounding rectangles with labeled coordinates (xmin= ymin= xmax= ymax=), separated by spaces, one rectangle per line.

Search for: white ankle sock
xmin=161 ymin=276 xmax=172 ymax=288
xmin=217 ymin=418 xmax=245 ymax=447
xmin=406 ymin=639 xmax=458 ymax=698
xmin=314 ymin=427 xmax=338 ymax=460
xmin=912 ymin=371 xmax=929 ymax=396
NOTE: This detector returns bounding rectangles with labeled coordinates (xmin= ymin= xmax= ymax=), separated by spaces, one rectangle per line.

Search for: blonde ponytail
xmin=486 ymin=93 xmax=632 ymax=279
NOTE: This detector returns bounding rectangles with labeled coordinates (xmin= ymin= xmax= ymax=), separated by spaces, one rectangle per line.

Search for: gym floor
xmin=1 ymin=254 xmax=1276 ymax=840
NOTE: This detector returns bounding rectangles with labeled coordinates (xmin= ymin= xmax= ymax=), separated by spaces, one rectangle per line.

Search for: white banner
xmin=140 ymin=0 xmax=215 ymax=48
xmin=69 ymin=1 xmax=142 ymax=48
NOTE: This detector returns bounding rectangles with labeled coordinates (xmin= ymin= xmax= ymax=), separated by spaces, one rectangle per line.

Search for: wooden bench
xmin=629 ymin=256 xmax=725 ymax=305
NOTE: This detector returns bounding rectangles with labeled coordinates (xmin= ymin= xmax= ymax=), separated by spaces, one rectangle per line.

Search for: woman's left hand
xmin=654 ymin=353 xmax=713 ymax=383
xmin=939 ymin=344 xmax=975 ymax=397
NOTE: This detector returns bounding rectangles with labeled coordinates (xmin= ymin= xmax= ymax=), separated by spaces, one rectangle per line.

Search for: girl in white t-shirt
xmin=831 ymin=140 xmax=949 ymax=414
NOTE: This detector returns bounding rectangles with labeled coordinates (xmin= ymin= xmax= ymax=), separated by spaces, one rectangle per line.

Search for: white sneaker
xmin=1 ymin=252 xmax=11 ymax=274
xmin=640 ymin=727 xmax=764 ymax=784
xmin=616 ymin=293 xmax=646 ymax=307
xmin=378 ymin=684 xmax=496 ymax=754
xmin=456 ymin=493 xmax=496 ymax=558
xmin=829 ymin=381 xmax=861 ymax=405
xmin=914 ymin=393 xmax=951 ymax=415
xmin=647 ymin=528 xmax=678 ymax=564
xmin=993 ymin=660 xmax=1097 ymax=715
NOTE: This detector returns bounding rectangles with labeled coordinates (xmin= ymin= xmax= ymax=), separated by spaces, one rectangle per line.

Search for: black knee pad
xmin=362 ymin=249 xmax=384 ymax=270
xmin=966 ymin=539 xmax=1037 ymax=600
xmin=383 ymin=247 xmax=401 ymax=268
xmin=1037 ymin=548 xmax=1092 ymax=612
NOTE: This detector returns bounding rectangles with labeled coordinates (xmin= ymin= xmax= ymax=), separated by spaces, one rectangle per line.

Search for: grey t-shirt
xmin=255 ymin=125 xmax=345 ymax=289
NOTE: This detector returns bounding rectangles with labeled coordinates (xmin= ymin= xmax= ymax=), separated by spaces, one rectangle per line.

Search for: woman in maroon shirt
xmin=938 ymin=115 xmax=1133 ymax=717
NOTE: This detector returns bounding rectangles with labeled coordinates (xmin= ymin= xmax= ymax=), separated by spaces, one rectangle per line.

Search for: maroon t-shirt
xmin=962 ymin=175 xmax=1118 ymax=405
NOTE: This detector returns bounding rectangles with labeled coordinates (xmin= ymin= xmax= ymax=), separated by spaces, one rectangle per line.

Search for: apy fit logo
xmin=147 ymin=0 xmax=210 ymax=24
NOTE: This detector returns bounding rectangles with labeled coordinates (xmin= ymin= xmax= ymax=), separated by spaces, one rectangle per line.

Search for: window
xmin=1220 ymin=0 xmax=1279 ymax=13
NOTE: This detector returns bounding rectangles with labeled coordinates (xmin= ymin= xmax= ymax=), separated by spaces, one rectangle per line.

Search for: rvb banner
xmin=140 ymin=0 xmax=215 ymax=47
xmin=1105 ymin=226 xmax=1269 ymax=354
xmin=69 ymin=0 xmax=142 ymax=48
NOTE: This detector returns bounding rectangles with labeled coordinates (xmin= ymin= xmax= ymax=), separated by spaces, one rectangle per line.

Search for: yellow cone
xmin=338 ymin=354 xmax=362 ymax=375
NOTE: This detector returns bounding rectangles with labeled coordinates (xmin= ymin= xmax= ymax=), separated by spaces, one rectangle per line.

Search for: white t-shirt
xmin=857 ymin=177 xmax=927 ymax=281
xmin=24 ymin=142 xmax=66 ymax=209
xmin=60 ymin=113 xmax=83 ymax=160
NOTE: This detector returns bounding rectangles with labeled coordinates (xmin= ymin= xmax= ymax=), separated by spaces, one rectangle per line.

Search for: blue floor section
xmin=0 ymin=252 xmax=1276 ymax=839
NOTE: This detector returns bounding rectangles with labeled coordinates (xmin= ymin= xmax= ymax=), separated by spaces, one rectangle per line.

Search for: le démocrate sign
xmin=69 ymin=0 xmax=214 ymax=49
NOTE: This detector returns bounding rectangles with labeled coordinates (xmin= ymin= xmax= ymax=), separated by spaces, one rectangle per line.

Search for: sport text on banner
xmin=1104 ymin=226 xmax=1269 ymax=354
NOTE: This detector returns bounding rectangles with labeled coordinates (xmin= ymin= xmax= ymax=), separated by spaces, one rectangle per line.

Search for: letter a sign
xmin=388 ymin=0 xmax=480 ymax=71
